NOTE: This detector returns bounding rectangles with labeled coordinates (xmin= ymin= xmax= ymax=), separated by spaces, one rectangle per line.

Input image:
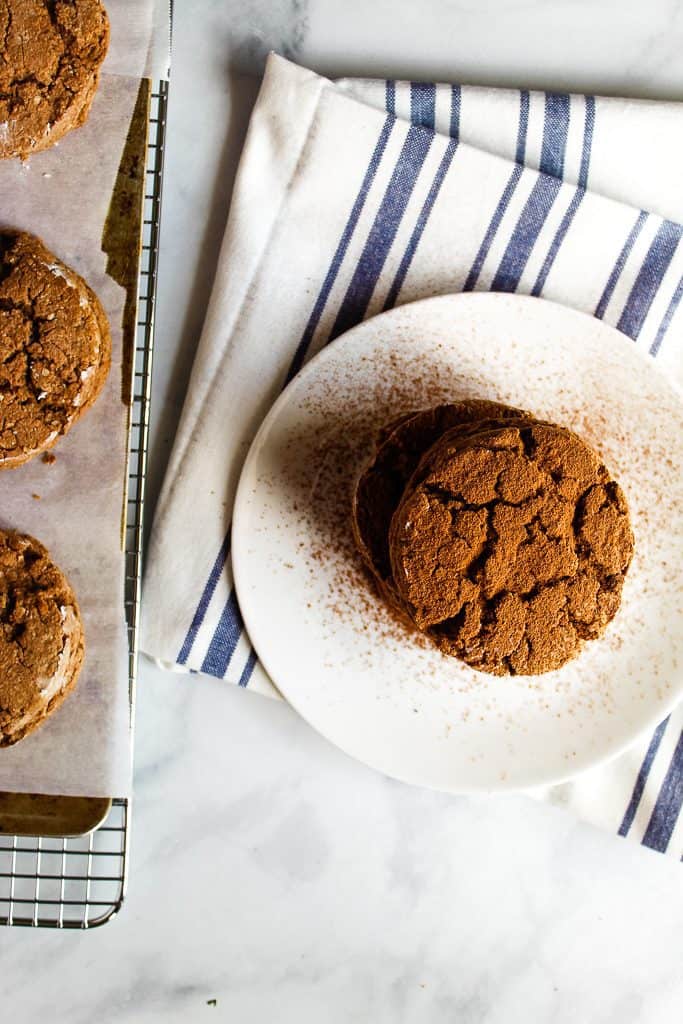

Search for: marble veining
xmin=2 ymin=1 xmax=683 ymax=1021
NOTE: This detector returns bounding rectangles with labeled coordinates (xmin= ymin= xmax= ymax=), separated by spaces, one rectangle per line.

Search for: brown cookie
xmin=0 ymin=530 xmax=84 ymax=747
xmin=389 ymin=421 xmax=634 ymax=676
xmin=0 ymin=0 xmax=109 ymax=160
xmin=352 ymin=400 xmax=532 ymax=611
xmin=0 ymin=230 xmax=111 ymax=468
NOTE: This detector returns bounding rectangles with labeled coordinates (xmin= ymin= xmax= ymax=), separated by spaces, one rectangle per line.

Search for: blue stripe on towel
xmin=183 ymin=117 xmax=395 ymax=675
xmin=463 ymin=166 xmax=524 ymax=292
xmin=286 ymin=114 xmax=395 ymax=383
xmin=617 ymin=219 xmax=683 ymax=339
xmin=238 ymin=647 xmax=259 ymax=688
xmin=177 ymin=531 xmax=232 ymax=665
xmin=385 ymin=80 xmax=396 ymax=116
xmin=642 ymin=729 xmax=683 ymax=853
xmin=450 ymin=85 xmax=461 ymax=140
xmin=463 ymin=90 xmax=530 ymax=292
xmin=539 ymin=92 xmax=571 ymax=178
xmin=578 ymin=96 xmax=595 ymax=189
xmin=531 ymin=187 xmax=584 ymax=297
xmin=516 ymin=90 xmax=530 ymax=163
xmin=594 ymin=210 xmax=648 ymax=320
xmin=383 ymin=138 xmax=458 ymax=310
xmin=490 ymin=92 xmax=570 ymax=292
xmin=618 ymin=717 xmax=669 ymax=837
xmin=490 ymin=174 xmax=562 ymax=292
xmin=331 ymin=124 xmax=433 ymax=339
xmin=650 ymin=273 xmax=683 ymax=355
xmin=200 ymin=589 xmax=245 ymax=678
xmin=410 ymin=82 xmax=436 ymax=130
xmin=531 ymin=96 xmax=596 ymax=296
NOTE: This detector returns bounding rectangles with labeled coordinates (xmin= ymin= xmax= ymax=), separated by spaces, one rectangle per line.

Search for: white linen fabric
xmin=143 ymin=55 xmax=683 ymax=857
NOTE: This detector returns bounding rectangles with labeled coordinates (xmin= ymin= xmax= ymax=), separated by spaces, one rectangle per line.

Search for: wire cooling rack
xmin=0 ymin=80 xmax=168 ymax=930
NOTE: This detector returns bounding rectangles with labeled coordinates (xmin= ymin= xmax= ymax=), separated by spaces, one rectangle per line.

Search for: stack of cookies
xmin=353 ymin=401 xmax=634 ymax=676
xmin=0 ymin=0 xmax=110 ymax=747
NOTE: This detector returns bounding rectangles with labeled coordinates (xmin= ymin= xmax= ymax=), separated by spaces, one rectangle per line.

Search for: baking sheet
xmin=0 ymin=71 xmax=141 ymax=797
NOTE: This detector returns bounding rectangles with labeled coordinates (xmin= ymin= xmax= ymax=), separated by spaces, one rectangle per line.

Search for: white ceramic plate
xmin=232 ymin=293 xmax=683 ymax=792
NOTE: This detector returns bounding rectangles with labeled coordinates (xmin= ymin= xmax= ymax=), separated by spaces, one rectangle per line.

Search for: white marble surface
xmin=2 ymin=1 xmax=683 ymax=1020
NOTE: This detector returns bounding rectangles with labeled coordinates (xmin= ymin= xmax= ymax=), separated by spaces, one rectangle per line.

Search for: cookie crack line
xmin=43 ymin=1 xmax=63 ymax=35
xmin=1 ymin=7 xmax=13 ymax=66
xmin=424 ymin=482 xmax=547 ymax=512
xmin=428 ymin=574 xmax=599 ymax=628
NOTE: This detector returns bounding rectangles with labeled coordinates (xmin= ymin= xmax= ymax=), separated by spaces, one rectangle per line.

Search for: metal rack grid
xmin=0 ymin=80 xmax=168 ymax=930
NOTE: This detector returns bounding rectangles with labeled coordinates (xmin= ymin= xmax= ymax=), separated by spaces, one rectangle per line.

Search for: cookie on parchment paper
xmin=0 ymin=230 xmax=111 ymax=468
xmin=0 ymin=0 xmax=109 ymax=160
xmin=0 ymin=530 xmax=84 ymax=748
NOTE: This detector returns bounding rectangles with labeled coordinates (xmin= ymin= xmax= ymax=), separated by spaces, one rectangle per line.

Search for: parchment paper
xmin=105 ymin=0 xmax=171 ymax=82
xmin=0 ymin=67 xmax=145 ymax=796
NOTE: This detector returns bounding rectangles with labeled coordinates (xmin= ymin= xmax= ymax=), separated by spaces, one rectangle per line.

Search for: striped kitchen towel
xmin=142 ymin=54 xmax=683 ymax=857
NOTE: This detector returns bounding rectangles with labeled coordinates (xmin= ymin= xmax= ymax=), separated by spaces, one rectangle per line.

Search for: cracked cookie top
xmin=389 ymin=421 xmax=634 ymax=675
xmin=0 ymin=230 xmax=111 ymax=468
xmin=0 ymin=529 xmax=84 ymax=747
xmin=0 ymin=0 xmax=109 ymax=159
xmin=353 ymin=400 xmax=531 ymax=600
